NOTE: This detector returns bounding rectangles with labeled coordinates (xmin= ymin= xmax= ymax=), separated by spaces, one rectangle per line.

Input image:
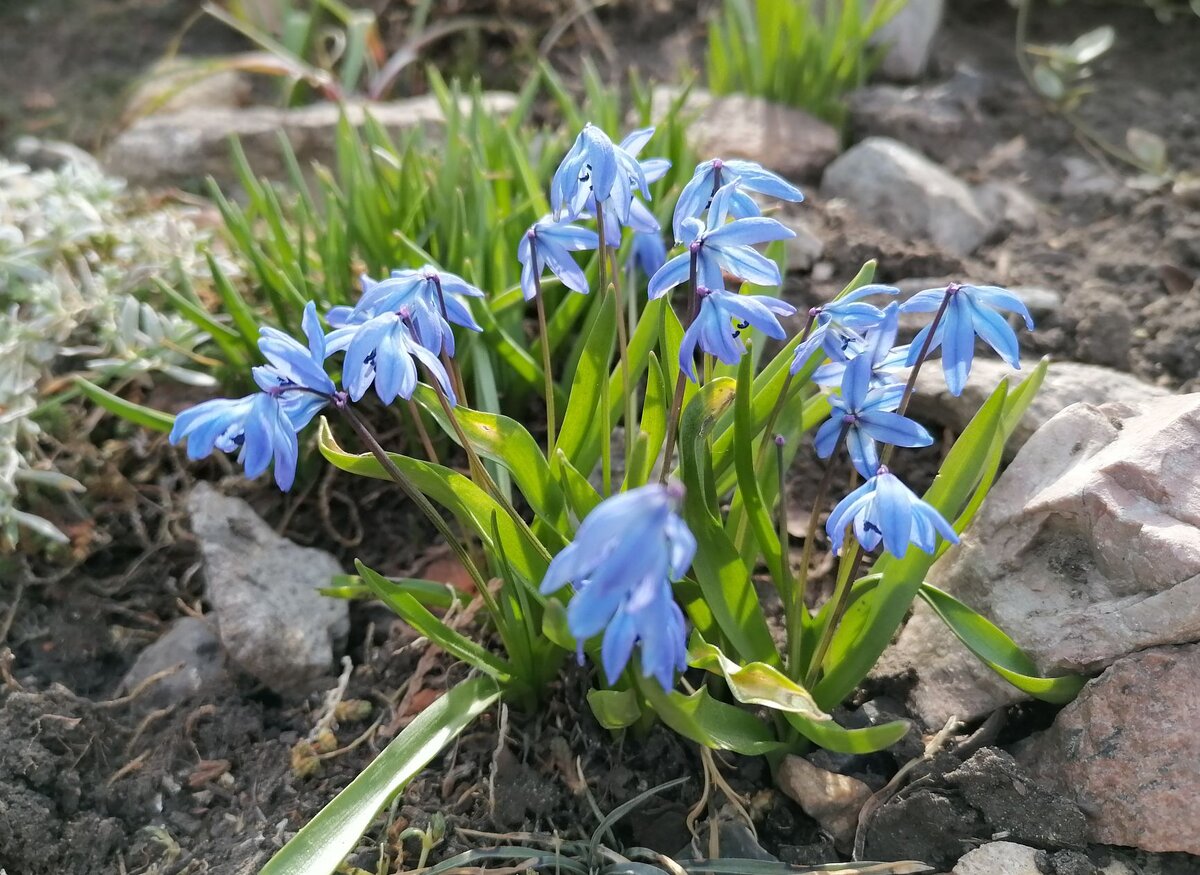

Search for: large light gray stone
xmin=877 ymin=394 xmax=1200 ymax=726
xmin=822 ymin=137 xmax=993 ymax=255
xmin=651 ymin=88 xmax=840 ymax=181
xmin=119 ymin=617 xmax=228 ymax=707
xmin=187 ymin=483 xmax=348 ymax=693
xmin=907 ymin=358 xmax=1170 ymax=450
xmin=871 ymin=0 xmax=944 ymax=81
xmin=104 ymin=92 xmax=518 ymax=189
xmin=953 ymin=842 xmax=1042 ymax=875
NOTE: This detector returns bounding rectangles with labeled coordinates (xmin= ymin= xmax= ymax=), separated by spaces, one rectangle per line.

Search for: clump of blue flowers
xmin=168 ymin=115 xmax=1042 ymax=742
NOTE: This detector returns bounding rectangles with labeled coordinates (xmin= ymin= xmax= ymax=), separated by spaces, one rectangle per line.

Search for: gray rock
xmin=1010 ymin=285 xmax=1062 ymax=320
xmin=954 ymin=842 xmax=1042 ymax=875
xmin=779 ymin=213 xmax=825 ymax=271
xmin=1061 ymin=157 xmax=1120 ymax=199
xmin=877 ymin=394 xmax=1200 ymax=726
xmin=974 ymin=181 xmax=1043 ymax=232
xmin=12 ymin=136 xmax=104 ymax=175
xmin=777 ymin=755 xmax=873 ymax=848
xmin=652 ymin=87 xmax=840 ymax=181
xmin=907 ymin=358 xmax=1169 ymax=450
xmin=870 ymin=0 xmax=945 ymax=81
xmin=104 ymin=91 xmax=518 ymax=189
xmin=124 ymin=56 xmax=253 ymax=117
xmin=120 ymin=617 xmax=228 ymax=707
xmin=822 ymin=137 xmax=994 ymax=255
xmin=1021 ymin=643 xmax=1200 ymax=855
xmin=847 ymin=68 xmax=984 ymax=163
xmin=186 ymin=483 xmax=348 ymax=693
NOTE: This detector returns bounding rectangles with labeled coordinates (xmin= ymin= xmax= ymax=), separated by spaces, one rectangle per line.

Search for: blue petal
xmin=672 ymin=170 xmax=713 ymax=243
xmin=647 ymin=252 xmax=692 ymax=300
xmin=723 ymin=160 xmax=804 ymax=202
xmin=711 ymin=243 xmax=780 ymax=286
xmin=790 ymin=325 xmax=829 ymax=375
xmin=839 ymin=283 xmax=901 ymax=305
xmin=601 ymin=610 xmax=638 ymax=684
xmin=900 ymin=287 xmax=952 ymax=313
xmin=966 ymin=295 xmax=1022 ymax=369
xmin=845 ymin=426 xmax=879 ymax=480
xmin=813 ymin=416 xmax=844 ymax=460
xmin=714 ymin=291 xmax=793 ymax=339
xmin=541 ymin=238 xmax=590 ymax=295
xmin=859 ymin=410 xmax=933 ymax=449
xmin=875 ymin=473 xmax=915 ymax=558
xmin=941 ymin=297 xmax=974 ymax=396
xmin=705 ymin=216 xmax=795 ymax=247
xmin=841 ymin=353 xmax=873 ymax=412
xmin=679 ymin=317 xmax=703 ymax=382
xmin=968 ymin=285 xmax=1035 ymax=329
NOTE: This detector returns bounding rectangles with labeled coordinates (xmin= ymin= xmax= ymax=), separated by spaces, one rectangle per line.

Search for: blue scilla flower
xmin=329 ymin=267 xmax=483 ymax=357
xmin=540 ymin=483 xmax=696 ymax=689
xmin=816 ymin=354 xmax=932 ymax=479
xmin=826 ymin=466 xmax=959 ymax=558
xmin=673 ymin=157 xmax=804 ymax=244
xmin=679 ymin=286 xmax=796 ymax=382
xmin=632 ymin=230 xmax=668 ymax=278
xmin=170 ymin=393 xmax=302 ymax=491
xmin=812 ymin=301 xmax=909 ymax=389
xmin=517 ymin=216 xmax=600 ymax=301
xmin=901 ymin=282 xmax=1035 ymax=396
xmin=584 ymin=127 xmax=671 ymax=237
xmin=329 ymin=313 xmax=457 ymax=406
xmin=648 ymin=181 xmax=795 ymax=300
xmin=551 ymin=123 xmax=620 ymax=221
xmin=789 ymin=284 xmax=900 ymax=375
xmin=255 ymin=301 xmax=337 ymax=398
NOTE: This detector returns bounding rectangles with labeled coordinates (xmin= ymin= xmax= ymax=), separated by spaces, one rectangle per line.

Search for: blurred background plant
xmin=0 ymin=154 xmax=221 ymax=549
xmin=1015 ymin=0 xmax=1180 ymax=177
xmin=705 ymin=0 xmax=904 ymax=126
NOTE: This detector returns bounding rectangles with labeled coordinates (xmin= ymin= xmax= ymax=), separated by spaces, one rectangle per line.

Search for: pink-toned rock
xmin=876 ymin=393 xmax=1200 ymax=726
xmin=777 ymin=755 xmax=873 ymax=847
xmin=1020 ymin=643 xmax=1200 ymax=854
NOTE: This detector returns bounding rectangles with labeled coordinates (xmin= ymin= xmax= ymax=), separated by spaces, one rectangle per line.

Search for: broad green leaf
xmin=357 ymin=562 xmax=512 ymax=681
xmin=919 ymin=583 xmax=1085 ymax=703
xmin=623 ymin=351 xmax=669 ymax=489
xmin=731 ymin=353 xmax=785 ymax=590
xmin=260 ymin=675 xmax=499 ymax=875
xmin=587 ymin=688 xmax=643 ymax=730
xmin=413 ymin=386 xmax=567 ymax=532
xmin=640 ymin=679 xmax=782 ymax=756
xmin=555 ymin=285 xmax=616 ymax=469
xmin=75 ymin=378 xmax=175 ymax=433
xmin=554 ymin=448 xmax=603 ymax=522
xmin=677 ymin=379 xmax=777 ymax=665
xmin=541 ymin=597 xmax=576 ymax=652
xmin=784 ymin=711 xmax=911 ymax=755
xmin=322 ymin=574 xmax=467 ymax=610
xmin=813 ymin=382 xmax=1009 ymax=709
xmin=317 ymin=419 xmax=549 ymax=586
xmin=689 ymin=637 xmax=826 ymax=720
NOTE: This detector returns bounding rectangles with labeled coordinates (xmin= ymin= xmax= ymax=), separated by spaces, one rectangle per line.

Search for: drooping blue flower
xmin=648 ymin=180 xmax=795 ymax=300
xmin=901 ymin=283 xmax=1035 ymax=396
xmin=169 ymin=393 xmax=301 ymax=491
xmin=255 ymin=302 xmax=337 ymax=397
xmin=679 ymin=287 xmax=797 ymax=381
xmin=673 ymin=158 xmax=804 ymax=243
xmin=812 ymin=301 xmax=909 ymax=389
xmin=826 ymin=467 xmax=959 ymax=558
xmin=816 ymin=354 xmax=932 ymax=479
xmin=551 ymin=123 xmax=620 ymax=221
xmin=632 ymin=229 xmax=668 ymax=278
xmin=584 ymin=127 xmax=671 ymax=235
xmin=789 ymin=284 xmax=900 ymax=375
xmin=329 ymin=267 xmax=483 ymax=357
xmin=540 ymin=483 xmax=696 ymax=689
xmin=517 ymin=216 xmax=600 ymax=301
xmin=329 ymin=313 xmax=457 ymax=406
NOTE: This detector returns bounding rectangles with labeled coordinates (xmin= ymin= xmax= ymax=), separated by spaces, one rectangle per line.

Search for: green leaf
xmin=784 ymin=711 xmax=911 ymax=755
xmin=555 ymin=286 xmax=616 ymax=468
xmin=640 ymin=680 xmax=782 ymax=756
xmin=317 ymin=419 xmax=549 ymax=587
xmin=260 ymin=675 xmax=499 ymax=875
xmin=813 ymin=382 xmax=1009 ymax=710
xmin=688 ymin=637 xmax=826 ymax=720
xmin=74 ymin=378 xmax=175 ymax=433
xmin=323 ymin=574 xmax=467 ymax=610
xmin=732 ymin=353 xmax=786 ymax=590
xmin=587 ymin=688 xmax=643 ymax=730
xmin=555 ymin=448 xmax=603 ymax=522
xmin=677 ymin=379 xmax=777 ymax=665
xmin=357 ymin=561 xmax=512 ymax=681
xmin=413 ymin=386 xmax=567 ymax=532
xmin=919 ymin=583 xmax=1085 ymax=703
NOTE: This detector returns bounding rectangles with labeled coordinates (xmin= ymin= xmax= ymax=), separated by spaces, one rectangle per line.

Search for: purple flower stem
xmin=529 ymin=236 xmax=557 ymax=451
xmin=659 ymin=250 xmax=700 ymax=485
xmin=596 ymin=199 xmax=636 ymax=479
xmin=788 ymin=421 xmax=848 ymax=680
xmin=337 ymin=400 xmax=497 ymax=614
